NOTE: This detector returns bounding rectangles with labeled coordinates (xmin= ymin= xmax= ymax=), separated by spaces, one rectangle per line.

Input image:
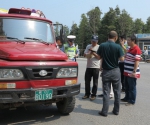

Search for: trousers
xmin=101 ymin=68 xmax=121 ymax=115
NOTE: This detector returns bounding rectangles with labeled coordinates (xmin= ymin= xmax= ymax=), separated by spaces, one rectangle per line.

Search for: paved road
xmin=0 ymin=59 xmax=150 ymax=125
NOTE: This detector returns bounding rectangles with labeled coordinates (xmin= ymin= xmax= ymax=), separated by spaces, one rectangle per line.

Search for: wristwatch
xmin=133 ymin=70 xmax=136 ymax=73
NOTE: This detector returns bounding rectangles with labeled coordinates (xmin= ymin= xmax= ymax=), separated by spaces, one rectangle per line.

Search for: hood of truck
xmin=0 ymin=42 xmax=67 ymax=61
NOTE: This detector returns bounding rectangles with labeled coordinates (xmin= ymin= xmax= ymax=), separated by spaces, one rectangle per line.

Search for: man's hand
xmin=99 ymin=67 xmax=103 ymax=71
xmin=128 ymin=73 xmax=137 ymax=78
xmin=92 ymin=52 xmax=101 ymax=60
xmin=120 ymin=40 xmax=124 ymax=47
xmin=89 ymin=47 xmax=96 ymax=52
xmin=75 ymin=54 xmax=78 ymax=57
xmin=119 ymin=56 xmax=124 ymax=61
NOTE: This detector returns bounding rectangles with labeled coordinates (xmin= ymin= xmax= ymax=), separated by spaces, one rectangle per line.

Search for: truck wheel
xmin=56 ymin=96 xmax=75 ymax=115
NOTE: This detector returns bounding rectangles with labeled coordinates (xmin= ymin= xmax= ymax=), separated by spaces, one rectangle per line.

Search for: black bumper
xmin=0 ymin=84 xmax=80 ymax=103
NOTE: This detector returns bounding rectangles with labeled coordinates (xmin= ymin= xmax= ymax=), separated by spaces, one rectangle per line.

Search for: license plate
xmin=35 ymin=89 xmax=53 ymax=101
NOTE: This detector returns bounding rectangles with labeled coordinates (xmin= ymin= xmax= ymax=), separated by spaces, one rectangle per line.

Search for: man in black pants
xmin=82 ymin=35 xmax=100 ymax=101
xmin=93 ymin=31 xmax=124 ymax=116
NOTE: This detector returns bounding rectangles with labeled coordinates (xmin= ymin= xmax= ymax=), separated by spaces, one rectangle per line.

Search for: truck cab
xmin=0 ymin=8 xmax=80 ymax=114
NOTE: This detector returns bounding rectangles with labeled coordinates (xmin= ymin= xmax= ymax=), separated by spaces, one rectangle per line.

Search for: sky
xmin=1 ymin=0 xmax=150 ymax=28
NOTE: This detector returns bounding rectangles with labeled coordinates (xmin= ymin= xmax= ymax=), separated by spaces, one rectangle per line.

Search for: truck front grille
xmin=25 ymin=67 xmax=54 ymax=79
xmin=32 ymin=68 xmax=53 ymax=78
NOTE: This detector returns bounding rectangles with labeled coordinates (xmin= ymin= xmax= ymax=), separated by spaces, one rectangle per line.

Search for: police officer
xmin=63 ymin=35 xmax=79 ymax=61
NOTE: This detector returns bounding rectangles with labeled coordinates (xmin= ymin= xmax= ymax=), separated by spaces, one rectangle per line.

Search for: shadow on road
xmin=0 ymin=105 xmax=62 ymax=125
xmin=74 ymin=104 xmax=100 ymax=116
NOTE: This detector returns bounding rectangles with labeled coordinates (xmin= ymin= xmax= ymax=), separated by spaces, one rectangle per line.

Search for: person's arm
xmin=133 ymin=61 xmax=139 ymax=72
xmin=92 ymin=51 xmax=101 ymax=60
xmin=122 ymin=45 xmax=128 ymax=53
xmin=129 ymin=60 xmax=139 ymax=78
xmin=84 ymin=45 xmax=90 ymax=57
xmin=90 ymin=45 xmax=101 ymax=60
xmin=118 ymin=45 xmax=125 ymax=61
xmin=130 ymin=49 xmax=141 ymax=77
xmin=75 ymin=48 xmax=79 ymax=57
xmin=119 ymin=56 xmax=124 ymax=61
xmin=120 ymin=41 xmax=128 ymax=53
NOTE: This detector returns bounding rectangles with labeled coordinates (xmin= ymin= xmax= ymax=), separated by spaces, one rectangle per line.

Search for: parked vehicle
xmin=0 ymin=8 xmax=80 ymax=115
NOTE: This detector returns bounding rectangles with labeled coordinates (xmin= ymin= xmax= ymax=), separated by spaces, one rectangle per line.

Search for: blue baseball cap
xmin=91 ymin=35 xmax=98 ymax=42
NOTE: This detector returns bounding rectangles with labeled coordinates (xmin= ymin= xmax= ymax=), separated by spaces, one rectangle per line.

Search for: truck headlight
xmin=56 ymin=68 xmax=77 ymax=78
xmin=0 ymin=69 xmax=24 ymax=80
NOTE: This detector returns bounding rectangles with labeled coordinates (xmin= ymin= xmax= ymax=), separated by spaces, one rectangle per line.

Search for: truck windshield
xmin=0 ymin=18 xmax=54 ymax=43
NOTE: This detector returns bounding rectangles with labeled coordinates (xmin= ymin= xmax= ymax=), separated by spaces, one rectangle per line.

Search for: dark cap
xmin=91 ymin=35 xmax=98 ymax=42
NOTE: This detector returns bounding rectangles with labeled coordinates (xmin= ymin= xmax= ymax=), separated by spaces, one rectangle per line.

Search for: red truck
xmin=0 ymin=8 xmax=80 ymax=115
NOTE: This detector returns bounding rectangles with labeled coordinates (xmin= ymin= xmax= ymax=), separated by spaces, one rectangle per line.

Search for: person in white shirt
xmin=143 ymin=46 xmax=148 ymax=61
xmin=82 ymin=35 xmax=100 ymax=101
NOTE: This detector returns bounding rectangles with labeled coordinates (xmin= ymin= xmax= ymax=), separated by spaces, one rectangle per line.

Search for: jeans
xmin=101 ymin=68 xmax=121 ymax=115
xmin=84 ymin=68 xmax=99 ymax=97
xmin=124 ymin=76 xmax=137 ymax=104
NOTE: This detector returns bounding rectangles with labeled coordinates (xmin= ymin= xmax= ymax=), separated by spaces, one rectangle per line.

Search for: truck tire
xmin=56 ymin=96 xmax=75 ymax=115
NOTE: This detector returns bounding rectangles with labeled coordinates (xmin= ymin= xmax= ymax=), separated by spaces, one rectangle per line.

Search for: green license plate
xmin=35 ymin=89 xmax=53 ymax=101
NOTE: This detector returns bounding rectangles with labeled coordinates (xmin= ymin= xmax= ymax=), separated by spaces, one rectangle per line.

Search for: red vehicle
xmin=0 ymin=8 xmax=80 ymax=114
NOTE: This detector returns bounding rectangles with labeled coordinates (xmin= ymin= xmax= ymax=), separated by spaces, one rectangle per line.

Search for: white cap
xmin=67 ymin=35 xmax=76 ymax=39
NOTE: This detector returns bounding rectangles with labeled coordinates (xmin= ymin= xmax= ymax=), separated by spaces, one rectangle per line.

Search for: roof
xmin=136 ymin=34 xmax=150 ymax=40
xmin=0 ymin=8 xmax=8 ymax=13
xmin=0 ymin=8 xmax=52 ymax=23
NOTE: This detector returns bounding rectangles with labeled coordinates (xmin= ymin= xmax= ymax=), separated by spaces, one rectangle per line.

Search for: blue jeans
xmin=124 ymin=76 xmax=137 ymax=104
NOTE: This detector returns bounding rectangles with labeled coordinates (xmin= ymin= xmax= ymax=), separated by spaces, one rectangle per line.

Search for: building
xmin=136 ymin=34 xmax=150 ymax=54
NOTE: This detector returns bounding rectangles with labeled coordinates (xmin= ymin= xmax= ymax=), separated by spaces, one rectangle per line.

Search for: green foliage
xmin=145 ymin=17 xmax=150 ymax=33
xmin=53 ymin=22 xmax=60 ymax=37
xmin=78 ymin=14 xmax=91 ymax=49
xmin=87 ymin=7 xmax=102 ymax=34
xmin=63 ymin=25 xmax=69 ymax=43
xmin=117 ymin=9 xmax=134 ymax=37
xmin=133 ymin=18 xmax=144 ymax=33
xmin=99 ymin=7 xmax=118 ymax=43
xmin=55 ymin=6 xmax=148 ymax=50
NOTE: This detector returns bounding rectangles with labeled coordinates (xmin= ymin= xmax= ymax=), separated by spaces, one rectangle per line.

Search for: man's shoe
xmin=82 ymin=95 xmax=89 ymax=99
xmin=121 ymin=98 xmax=128 ymax=102
xmin=98 ymin=94 xmax=103 ymax=97
xmin=125 ymin=102 xmax=134 ymax=106
xmin=112 ymin=110 xmax=119 ymax=115
xmin=90 ymin=96 xmax=96 ymax=101
xmin=98 ymin=111 xmax=107 ymax=117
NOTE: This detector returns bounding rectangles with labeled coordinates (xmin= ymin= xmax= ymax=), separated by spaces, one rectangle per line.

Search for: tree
xmin=78 ymin=14 xmax=91 ymax=50
xmin=70 ymin=23 xmax=79 ymax=47
xmin=99 ymin=7 xmax=118 ymax=43
xmin=145 ymin=17 xmax=150 ymax=33
xmin=63 ymin=25 xmax=69 ymax=43
xmin=115 ymin=5 xmax=120 ymax=16
xmin=53 ymin=22 xmax=60 ymax=37
xmin=133 ymin=18 xmax=144 ymax=34
xmin=70 ymin=23 xmax=78 ymax=35
xmin=87 ymin=7 xmax=102 ymax=34
xmin=117 ymin=9 xmax=133 ymax=37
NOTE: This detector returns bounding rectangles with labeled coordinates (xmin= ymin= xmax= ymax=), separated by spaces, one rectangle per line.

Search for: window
xmin=0 ymin=18 xmax=54 ymax=43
